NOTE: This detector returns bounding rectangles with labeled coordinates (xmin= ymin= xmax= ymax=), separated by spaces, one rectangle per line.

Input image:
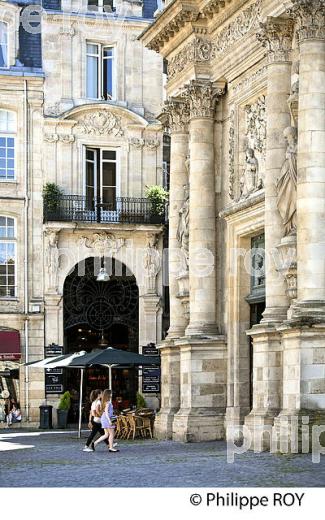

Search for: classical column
xmin=153 ymin=99 xmax=189 ymax=439
xmin=290 ymin=0 xmax=325 ymax=318
xmin=165 ymin=99 xmax=190 ymax=338
xmin=244 ymin=18 xmax=294 ymax=451
xmin=185 ymin=81 xmax=219 ymax=336
xmin=172 ymin=82 xmax=227 ymax=442
xmin=272 ymin=0 xmax=325 ymax=454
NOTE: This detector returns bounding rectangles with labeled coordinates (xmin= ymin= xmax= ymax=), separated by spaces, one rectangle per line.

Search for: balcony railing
xmin=44 ymin=195 xmax=166 ymax=225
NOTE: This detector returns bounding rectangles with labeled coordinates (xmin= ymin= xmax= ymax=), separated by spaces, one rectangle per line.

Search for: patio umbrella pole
xmin=108 ymin=365 xmax=112 ymax=391
xmin=78 ymin=368 xmax=84 ymax=439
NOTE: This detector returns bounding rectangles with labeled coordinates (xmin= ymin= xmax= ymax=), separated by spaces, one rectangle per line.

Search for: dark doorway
xmin=248 ymin=301 xmax=265 ymax=410
xmin=63 ymin=257 xmax=139 ymax=418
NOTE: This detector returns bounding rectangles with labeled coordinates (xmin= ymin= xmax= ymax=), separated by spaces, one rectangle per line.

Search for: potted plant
xmin=43 ymin=182 xmax=63 ymax=219
xmin=57 ymin=391 xmax=71 ymax=429
xmin=145 ymin=185 xmax=168 ymax=223
xmin=136 ymin=392 xmax=147 ymax=410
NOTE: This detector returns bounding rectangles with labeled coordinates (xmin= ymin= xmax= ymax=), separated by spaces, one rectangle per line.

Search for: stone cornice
xmin=285 ymin=0 xmax=325 ymax=43
xmin=140 ymin=1 xmax=200 ymax=52
xmin=256 ymin=17 xmax=294 ymax=64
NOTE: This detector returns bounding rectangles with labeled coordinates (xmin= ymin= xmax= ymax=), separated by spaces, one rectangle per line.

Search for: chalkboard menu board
xmin=142 ymin=343 xmax=160 ymax=393
xmin=45 ymin=344 xmax=64 ymax=395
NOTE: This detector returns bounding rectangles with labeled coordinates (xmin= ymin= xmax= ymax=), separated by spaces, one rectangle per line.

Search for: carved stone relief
xmin=143 ymin=233 xmax=161 ymax=294
xmin=79 ymin=232 xmax=125 ymax=256
xmin=286 ymin=0 xmax=325 ymax=43
xmin=74 ymin=111 xmax=124 ymax=137
xmin=163 ymin=99 xmax=190 ymax=133
xmin=167 ymin=0 xmax=262 ymax=80
xmin=176 ymin=183 xmax=190 ymax=275
xmin=45 ymin=230 xmax=60 ymax=292
xmin=276 ymin=126 xmax=298 ymax=237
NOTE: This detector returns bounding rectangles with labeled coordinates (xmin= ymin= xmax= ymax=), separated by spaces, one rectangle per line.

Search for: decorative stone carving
xmin=176 ymin=183 xmax=190 ymax=274
xmin=79 ymin=232 xmax=125 ymax=256
xmin=74 ymin=111 xmax=124 ymax=136
xmin=163 ymin=99 xmax=190 ymax=133
xmin=45 ymin=230 xmax=60 ymax=292
xmin=229 ymin=108 xmax=235 ymax=200
xmin=145 ymin=139 xmax=160 ymax=149
xmin=256 ymin=17 xmax=294 ymax=63
xmin=129 ymin=137 xmax=145 ymax=149
xmin=176 ymin=272 xmax=190 ymax=321
xmin=213 ymin=0 xmax=262 ymax=55
xmin=239 ymin=147 xmax=262 ymax=198
xmin=44 ymin=134 xmax=59 ymax=143
xmin=231 ymin=66 xmax=267 ymax=95
xmin=276 ymin=126 xmax=298 ymax=237
xmin=183 ymin=81 xmax=216 ymax=119
xmin=168 ymin=37 xmax=215 ymax=80
xmin=143 ymin=233 xmax=161 ymax=294
xmin=286 ymin=0 xmax=325 ymax=43
xmin=59 ymin=135 xmax=75 ymax=143
xmin=276 ymin=234 xmax=297 ymax=301
xmin=288 ymin=60 xmax=300 ymax=125
xmin=245 ymin=96 xmax=266 ymax=156
xmin=146 ymin=7 xmax=200 ymax=52
xmin=60 ymin=25 xmax=76 ymax=38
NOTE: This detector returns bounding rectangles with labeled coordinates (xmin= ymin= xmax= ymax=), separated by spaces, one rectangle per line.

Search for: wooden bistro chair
xmin=127 ymin=414 xmax=144 ymax=440
xmin=118 ymin=415 xmax=130 ymax=439
xmin=140 ymin=416 xmax=153 ymax=439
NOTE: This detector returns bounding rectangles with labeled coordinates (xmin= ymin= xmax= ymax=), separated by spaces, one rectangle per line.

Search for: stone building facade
xmin=141 ymin=0 xmax=325 ymax=450
xmin=0 ymin=0 xmax=165 ymax=424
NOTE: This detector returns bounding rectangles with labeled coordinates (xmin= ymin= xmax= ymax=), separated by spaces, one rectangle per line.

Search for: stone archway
xmin=62 ymin=257 xmax=139 ymax=412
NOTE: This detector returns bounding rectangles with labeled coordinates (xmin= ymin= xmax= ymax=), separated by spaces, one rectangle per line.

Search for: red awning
xmin=0 ymin=331 xmax=21 ymax=360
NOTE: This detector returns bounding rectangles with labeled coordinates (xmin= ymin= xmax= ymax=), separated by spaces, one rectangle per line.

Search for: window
xmin=85 ymin=147 xmax=117 ymax=209
xmin=0 ymin=22 xmax=8 ymax=68
xmin=251 ymin=233 xmax=265 ymax=293
xmin=0 ymin=217 xmax=16 ymax=298
xmin=0 ymin=110 xmax=16 ymax=181
xmin=86 ymin=43 xmax=115 ymax=100
xmin=87 ymin=0 xmax=115 ymax=12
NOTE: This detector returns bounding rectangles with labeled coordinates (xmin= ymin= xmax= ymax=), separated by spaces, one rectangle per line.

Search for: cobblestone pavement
xmin=0 ymin=430 xmax=324 ymax=487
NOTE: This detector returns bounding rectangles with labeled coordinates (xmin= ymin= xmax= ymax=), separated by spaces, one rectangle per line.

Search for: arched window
xmin=0 ymin=216 xmax=16 ymax=298
xmin=0 ymin=22 xmax=8 ymax=68
xmin=0 ymin=110 xmax=16 ymax=181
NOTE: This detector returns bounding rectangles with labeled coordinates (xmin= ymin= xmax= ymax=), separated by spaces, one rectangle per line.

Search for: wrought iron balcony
xmin=44 ymin=195 xmax=166 ymax=225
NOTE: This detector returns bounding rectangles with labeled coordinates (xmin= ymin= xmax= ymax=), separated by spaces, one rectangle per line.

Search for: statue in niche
xmin=176 ymin=183 xmax=190 ymax=273
xmin=276 ymin=126 xmax=297 ymax=236
xmin=239 ymin=147 xmax=262 ymax=198
xmin=143 ymin=234 xmax=161 ymax=293
xmin=45 ymin=230 xmax=59 ymax=290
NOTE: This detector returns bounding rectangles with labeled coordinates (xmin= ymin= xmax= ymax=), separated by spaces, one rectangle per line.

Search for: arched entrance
xmin=63 ymin=257 xmax=139 ymax=416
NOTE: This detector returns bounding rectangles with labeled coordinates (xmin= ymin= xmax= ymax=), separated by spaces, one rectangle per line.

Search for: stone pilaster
xmin=244 ymin=18 xmax=294 ymax=450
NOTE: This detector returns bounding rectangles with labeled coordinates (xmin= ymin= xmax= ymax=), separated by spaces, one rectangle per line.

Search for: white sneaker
xmin=83 ymin=446 xmax=93 ymax=452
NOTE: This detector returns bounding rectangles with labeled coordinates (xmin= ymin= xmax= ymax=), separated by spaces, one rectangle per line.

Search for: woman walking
xmin=83 ymin=389 xmax=108 ymax=452
xmin=93 ymin=389 xmax=119 ymax=452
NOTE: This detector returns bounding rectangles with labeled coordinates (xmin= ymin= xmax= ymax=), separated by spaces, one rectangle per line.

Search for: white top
xmin=91 ymin=399 xmax=101 ymax=424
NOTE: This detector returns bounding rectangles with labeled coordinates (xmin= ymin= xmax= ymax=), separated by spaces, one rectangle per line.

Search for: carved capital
xmin=286 ymin=0 xmax=325 ymax=43
xmin=183 ymin=81 xmax=221 ymax=120
xmin=163 ymin=99 xmax=190 ymax=133
xmin=257 ymin=17 xmax=294 ymax=63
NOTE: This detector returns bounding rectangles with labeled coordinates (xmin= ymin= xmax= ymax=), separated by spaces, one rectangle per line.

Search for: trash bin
xmin=39 ymin=405 xmax=53 ymax=429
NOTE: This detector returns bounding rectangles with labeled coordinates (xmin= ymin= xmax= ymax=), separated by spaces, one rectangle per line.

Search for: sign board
xmin=141 ymin=343 xmax=160 ymax=393
xmin=45 ymin=344 xmax=64 ymax=395
xmin=45 ymin=385 xmax=64 ymax=394
xmin=142 ymin=343 xmax=159 ymax=357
